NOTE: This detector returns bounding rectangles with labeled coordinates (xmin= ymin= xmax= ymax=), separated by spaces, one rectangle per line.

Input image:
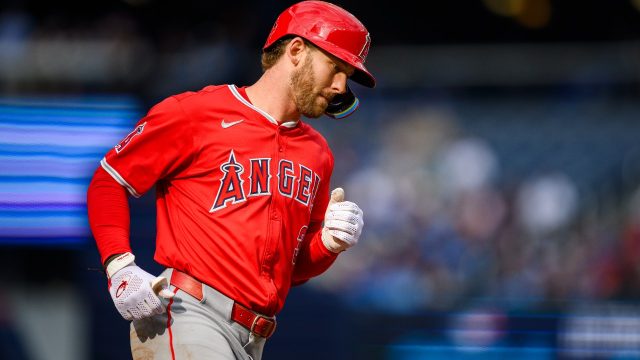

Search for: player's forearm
xmin=291 ymin=223 xmax=339 ymax=285
xmin=87 ymin=166 xmax=132 ymax=265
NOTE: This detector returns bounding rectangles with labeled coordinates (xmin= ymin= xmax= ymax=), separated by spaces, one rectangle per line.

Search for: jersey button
xmin=279 ymin=147 xmax=284 ymax=152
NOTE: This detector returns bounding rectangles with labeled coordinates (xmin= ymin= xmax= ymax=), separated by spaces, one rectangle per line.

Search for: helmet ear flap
xmin=325 ymin=86 xmax=359 ymax=119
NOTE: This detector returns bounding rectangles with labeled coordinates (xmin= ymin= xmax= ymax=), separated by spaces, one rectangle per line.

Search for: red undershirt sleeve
xmin=87 ymin=166 xmax=131 ymax=265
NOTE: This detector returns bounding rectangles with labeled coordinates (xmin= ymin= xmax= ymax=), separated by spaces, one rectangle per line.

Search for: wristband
xmin=105 ymin=252 xmax=135 ymax=278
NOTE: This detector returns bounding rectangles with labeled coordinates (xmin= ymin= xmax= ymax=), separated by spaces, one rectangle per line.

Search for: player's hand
xmin=321 ymin=187 xmax=364 ymax=253
xmin=106 ymin=253 xmax=175 ymax=321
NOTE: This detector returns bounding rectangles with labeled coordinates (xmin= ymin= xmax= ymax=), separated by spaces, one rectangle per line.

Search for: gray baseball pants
xmin=129 ymin=268 xmax=266 ymax=360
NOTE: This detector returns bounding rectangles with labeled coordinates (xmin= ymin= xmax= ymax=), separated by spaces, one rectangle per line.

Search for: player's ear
xmin=286 ymin=37 xmax=307 ymax=66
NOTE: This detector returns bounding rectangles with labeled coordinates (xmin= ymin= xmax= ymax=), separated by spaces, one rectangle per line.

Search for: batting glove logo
xmin=115 ymin=275 xmax=131 ymax=298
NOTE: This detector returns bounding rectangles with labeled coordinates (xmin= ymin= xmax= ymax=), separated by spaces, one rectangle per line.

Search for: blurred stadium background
xmin=2 ymin=0 xmax=640 ymax=359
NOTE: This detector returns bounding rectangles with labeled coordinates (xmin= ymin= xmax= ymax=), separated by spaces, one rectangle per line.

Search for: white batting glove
xmin=322 ymin=188 xmax=364 ymax=253
xmin=106 ymin=252 xmax=175 ymax=321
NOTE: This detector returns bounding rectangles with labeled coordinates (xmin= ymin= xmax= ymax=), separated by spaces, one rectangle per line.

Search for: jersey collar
xmin=228 ymin=85 xmax=298 ymax=129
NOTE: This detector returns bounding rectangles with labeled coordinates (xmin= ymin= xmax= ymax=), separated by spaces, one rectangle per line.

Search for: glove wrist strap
xmin=106 ymin=252 xmax=135 ymax=278
xmin=321 ymin=229 xmax=343 ymax=253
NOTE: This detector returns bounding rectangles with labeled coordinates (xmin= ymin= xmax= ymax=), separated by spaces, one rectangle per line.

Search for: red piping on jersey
xmin=167 ymin=297 xmax=176 ymax=360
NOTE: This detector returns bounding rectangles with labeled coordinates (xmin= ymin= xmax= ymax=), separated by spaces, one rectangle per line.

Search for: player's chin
xmin=303 ymin=108 xmax=325 ymax=118
xmin=302 ymin=99 xmax=328 ymax=118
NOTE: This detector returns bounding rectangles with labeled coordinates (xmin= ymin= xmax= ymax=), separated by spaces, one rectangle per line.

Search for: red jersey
xmin=98 ymin=84 xmax=338 ymax=315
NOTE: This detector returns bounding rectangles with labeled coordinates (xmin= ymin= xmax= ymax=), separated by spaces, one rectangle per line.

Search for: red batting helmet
xmin=264 ymin=1 xmax=375 ymax=88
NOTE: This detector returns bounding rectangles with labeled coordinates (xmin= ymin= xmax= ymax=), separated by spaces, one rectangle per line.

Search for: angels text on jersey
xmin=211 ymin=150 xmax=322 ymax=213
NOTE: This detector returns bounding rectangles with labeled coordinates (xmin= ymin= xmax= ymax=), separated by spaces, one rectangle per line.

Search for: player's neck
xmin=246 ymin=72 xmax=300 ymax=124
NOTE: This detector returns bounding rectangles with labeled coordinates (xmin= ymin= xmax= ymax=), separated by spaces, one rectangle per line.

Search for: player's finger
xmin=150 ymin=277 xmax=175 ymax=299
xmin=328 ymin=229 xmax=354 ymax=244
xmin=327 ymin=210 xmax=360 ymax=224
xmin=146 ymin=298 xmax=164 ymax=315
xmin=154 ymin=304 xmax=166 ymax=315
xmin=331 ymin=187 xmax=345 ymax=203
xmin=324 ymin=219 xmax=357 ymax=235
xmin=329 ymin=201 xmax=361 ymax=215
xmin=325 ymin=187 xmax=345 ymax=217
xmin=137 ymin=303 xmax=153 ymax=318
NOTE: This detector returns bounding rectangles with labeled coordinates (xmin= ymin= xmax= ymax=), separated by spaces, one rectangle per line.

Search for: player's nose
xmin=331 ymin=72 xmax=348 ymax=94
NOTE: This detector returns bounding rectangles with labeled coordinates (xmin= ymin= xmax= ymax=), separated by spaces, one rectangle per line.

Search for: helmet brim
xmin=308 ymin=38 xmax=376 ymax=88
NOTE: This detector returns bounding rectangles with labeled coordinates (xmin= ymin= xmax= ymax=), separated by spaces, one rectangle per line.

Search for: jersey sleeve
xmin=100 ymin=96 xmax=195 ymax=197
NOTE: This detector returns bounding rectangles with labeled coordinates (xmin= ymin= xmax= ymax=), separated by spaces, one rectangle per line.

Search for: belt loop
xmin=169 ymin=269 xmax=204 ymax=302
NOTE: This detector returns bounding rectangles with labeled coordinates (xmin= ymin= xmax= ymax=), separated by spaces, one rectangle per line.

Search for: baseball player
xmin=87 ymin=1 xmax=374 ymax=359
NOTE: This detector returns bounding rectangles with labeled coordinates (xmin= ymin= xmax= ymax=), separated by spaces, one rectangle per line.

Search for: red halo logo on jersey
xmin=115 ymin=122 xmax=146 ymax=154
xmin=210 ymin=150 xmax=247 ymax=212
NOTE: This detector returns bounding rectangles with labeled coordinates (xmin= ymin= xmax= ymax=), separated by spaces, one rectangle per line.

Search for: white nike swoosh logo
xmin=221 ymin=119 xmax=244 ymax=128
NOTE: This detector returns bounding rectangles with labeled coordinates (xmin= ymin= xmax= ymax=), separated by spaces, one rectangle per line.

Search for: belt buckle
xmin=250 ymin=314 xmax=277 ymax=338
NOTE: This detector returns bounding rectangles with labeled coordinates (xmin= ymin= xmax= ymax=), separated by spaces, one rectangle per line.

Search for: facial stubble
xmin=290 ymin=55 xmax=327 ymax=118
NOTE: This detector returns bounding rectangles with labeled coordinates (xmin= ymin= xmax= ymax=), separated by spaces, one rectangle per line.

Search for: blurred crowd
xmin=311 ymin=99 xmax=640 ymax=315
xmin=0 ymin=4 xmax=264 ymax=100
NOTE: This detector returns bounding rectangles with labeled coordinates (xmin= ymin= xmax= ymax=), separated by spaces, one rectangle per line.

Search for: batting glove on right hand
xmin=106 ymin=253 xmax=174 ymax=321
xmin=322 ymin=188 xmax=364 ymax=253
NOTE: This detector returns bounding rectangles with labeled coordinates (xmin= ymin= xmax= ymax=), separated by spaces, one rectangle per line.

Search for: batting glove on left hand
xmin=106 ymin=253 xmax=174 ymax=321
xmin=322 ymin=188 xmax=364 ymax=253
